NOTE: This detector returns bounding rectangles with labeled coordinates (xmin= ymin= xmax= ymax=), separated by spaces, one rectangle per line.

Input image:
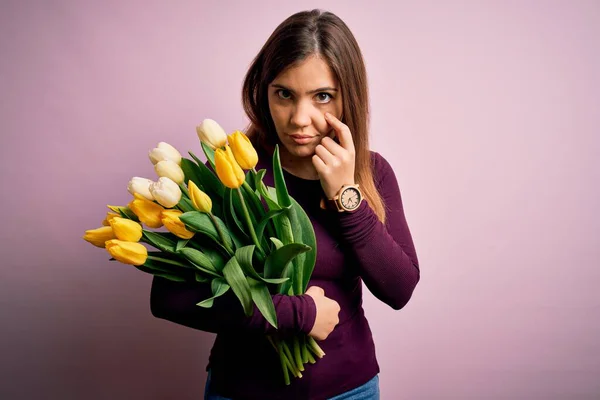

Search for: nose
xmin=289 ymin=100 xmax=313 ymax=129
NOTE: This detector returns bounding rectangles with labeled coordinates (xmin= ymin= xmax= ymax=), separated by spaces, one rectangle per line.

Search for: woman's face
xmin=268 ymin=55 xmax=343 ymax=160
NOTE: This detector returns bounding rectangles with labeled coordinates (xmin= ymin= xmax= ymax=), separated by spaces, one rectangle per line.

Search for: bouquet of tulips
xmin=83 ymin=119 xmax=324 ymax=385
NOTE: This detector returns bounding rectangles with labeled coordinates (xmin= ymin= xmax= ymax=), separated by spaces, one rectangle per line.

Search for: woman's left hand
xmin=312 ymin=112 xmax=356 ymax=199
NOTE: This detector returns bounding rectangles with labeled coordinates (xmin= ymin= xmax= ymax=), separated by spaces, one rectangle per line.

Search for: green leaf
xmin=188 ymin=241 xmax=226 ymax=272
xmin=178 ymin=248 xmax=221 ymax=278
xmin=110 ymin=206 xmax=140 ymax=222
xmin=135 ymin=265 xmax=187 ymax=282
xmin=153 ymin=272 xmax=187 ymax=282
xmin=145 ymin=251 xmax=193 ymax=269
xmin=288 ymin=197 xmax=317 ymax=294
xmin=189 ymin=151 xmax=225 ymax=200
xmin=273 ymin=145 xmax=292 ymax=208
xmin=253 ymin=168 xmax=280 ymax=213
xmin=265 ymin=191 xmax=317 ymax=294
xmin=235 ymin=245 xmax=289 ymax=285
xmin=200 ymin=142 xmax=216 ymax=170
xmin=176 ymin=239 xmax=189 ymax=252
xmin=248 ymin=277 xmax=278 ymax=329
xmin=177 ymin=196 xmax=196 ymax=213
xmin=263 ymin=243 xmax=311 ymax=280
xmin=241 ymin=183 xmax=271 ymax=254
xmin=222 ymin=188 xmax=249 ymax=242
xmin=195 ymin=272 xmax=210 ymax=283
xmin=256 ymin=207 xmax=290 ymax=240
xmin=222 ymin=257 xmax=253 ymax=316
xmin=270 ymin=237 xmax=284 ymax=250
xmin=254 ymin=169 xmax=267 ymax=189
xmin=245 ymin=170 xmax=256 ymax=191
xmin=241 ymin=183 xmax=265 ymax=221
xmin=180 ymin=158 xmax=206 ymax=191
xmin=266 ymin=187 xmax=286 ymax=241
xmin=179 ymin=211 xmax=234 ymax=251
xmin=235 ymin=245 xmax=256 ymax=273
xmin=276 ymin=213 xmax=294 ymax=245
xmin=140 ymin=256 xmax=180 ymax=274
xmin=197 ymin=278 xmax=230 ymax=307
xmin=142 ymin=231 xmax=177 ymax=253
xmin=279 ymin=262 xmax=294 ymax=297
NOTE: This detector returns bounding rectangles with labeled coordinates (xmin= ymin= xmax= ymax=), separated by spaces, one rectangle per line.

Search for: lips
xmin=290 ymin=134 xmax=314 ymax=139
xmin=289 ymin=134 xmax=315 ymax=145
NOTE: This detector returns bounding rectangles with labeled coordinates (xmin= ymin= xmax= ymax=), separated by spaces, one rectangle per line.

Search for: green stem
xmin=236 ymin=188 xmax=264 ymax=256
xmin=281 ymin=342 xmax=299 ymax=376
xmin=276 ymin=340 xmax=291 ymax=385
xmin=306 ymin=350 xmax=316 ymax=364
xmin=307 ymin=336 xmax=325 ymax=358
xmin=292 ymin=336 xmax=304 ymax=372
xmin=301 ymin=335 xmax=309 ymax=364
xmin=179 ymin=183 xmax=190 ymax=199
xmin=242 ymin=181 xmax=255 ymax=195
xmin=208 ymin=212 xmax=234 ymax=256
xmin=146 ymin=255 xmax=189 ymax=268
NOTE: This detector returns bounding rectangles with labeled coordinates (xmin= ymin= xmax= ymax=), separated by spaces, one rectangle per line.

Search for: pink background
xmin=1 ymin=0 xmax=599 ymax=398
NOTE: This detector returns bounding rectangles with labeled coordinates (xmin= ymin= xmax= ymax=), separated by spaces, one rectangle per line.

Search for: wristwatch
xmin=320 ymin=184 xmax=363 ymax=212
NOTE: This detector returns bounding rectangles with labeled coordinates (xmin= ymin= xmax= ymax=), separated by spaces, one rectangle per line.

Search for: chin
xmin=285 ymin=143 xmax=317 ymax=159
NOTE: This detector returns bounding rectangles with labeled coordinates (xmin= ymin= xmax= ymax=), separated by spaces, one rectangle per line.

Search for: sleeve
xmin=335 ymin=152 xmax=420 ymax=310
xmin=150 ymin=277 xmax=317 ymax=337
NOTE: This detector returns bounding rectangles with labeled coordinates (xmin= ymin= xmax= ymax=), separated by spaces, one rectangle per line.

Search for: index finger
xmin=324 ymin=112 xmax=355 ymax=152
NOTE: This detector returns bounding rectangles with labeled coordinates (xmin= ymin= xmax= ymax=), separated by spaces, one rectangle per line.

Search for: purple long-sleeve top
xmin=150 ymin=150 xmax=420 ymax=400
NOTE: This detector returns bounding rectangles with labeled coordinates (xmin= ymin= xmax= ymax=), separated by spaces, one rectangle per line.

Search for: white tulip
xmin=155 ymin=160 xmax=185 ymax=184
xmin=150 ymin=177 xmax=182 ymax=208
xmin=127 ymin=177 xmax=154 ymax=201
xmin=196 ymin=119 xmax=228 ymax=150
xmin=148 ymin=142 xmax=182 ymax=165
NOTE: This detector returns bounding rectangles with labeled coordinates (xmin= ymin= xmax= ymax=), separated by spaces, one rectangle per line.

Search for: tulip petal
xmin=106 ymin=240 xmax=148 ymax=265
xmin=83 ymin=226 xmax=116 ymax=248
xmin=229 ymin=130 xmax=258 ymax=170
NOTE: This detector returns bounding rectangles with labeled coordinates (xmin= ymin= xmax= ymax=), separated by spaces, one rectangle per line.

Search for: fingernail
xmin=324 ymin=112 xmax=331 ymax=119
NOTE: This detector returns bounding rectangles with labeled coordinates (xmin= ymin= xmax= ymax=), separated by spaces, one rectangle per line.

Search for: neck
xmin=279 ymin=147 xmax=320 ymax=180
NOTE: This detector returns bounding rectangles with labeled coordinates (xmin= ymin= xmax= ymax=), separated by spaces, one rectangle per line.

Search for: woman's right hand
xmin=305 ymin=286 xmax=340 ymax=340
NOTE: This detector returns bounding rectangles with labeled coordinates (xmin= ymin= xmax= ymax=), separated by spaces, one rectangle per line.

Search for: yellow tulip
xmin=228 ymin=130 xmax=258 ymax=170
xmin=83 ymin=226 xmax=116 ymax=248
xmin=161 ymin=209 xmax=195 ymax=239
xmin=215 ymin=145 xmax=245 ymax=189
xmin=102 ymin=212 xmax=120 ymax=226
xmin=188 ymin=181 xmax=212 ymax=213
xmin=105 ymin=239 xmax=148 ymax=266
xmin=109 ymin=217 xmax=143 ymax=242
xmin=128 ymin=193 xmax=164 ymax=228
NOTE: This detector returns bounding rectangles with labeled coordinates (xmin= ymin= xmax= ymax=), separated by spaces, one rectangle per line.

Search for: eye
xmin=315 ymin=92 xmax=333 ymax=104
xmin=276 ymin=89 xmax=292 ymax=100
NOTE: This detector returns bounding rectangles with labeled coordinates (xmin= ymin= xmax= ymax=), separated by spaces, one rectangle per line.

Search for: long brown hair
xmin=242 ymin=9 xmax=386 ymax=223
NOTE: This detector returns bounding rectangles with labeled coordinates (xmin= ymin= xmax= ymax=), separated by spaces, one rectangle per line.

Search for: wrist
xmin=320 ymin=183 xmax=363 ymax=213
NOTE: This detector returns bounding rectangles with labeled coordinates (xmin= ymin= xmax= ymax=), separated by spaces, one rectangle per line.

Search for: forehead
xmin=272 ymin=56 xmax=338 ymax=89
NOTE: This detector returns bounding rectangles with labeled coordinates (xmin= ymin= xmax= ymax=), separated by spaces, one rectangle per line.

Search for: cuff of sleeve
xmin=297 ymin=294 xmax=317 ymax=335
xmin=273 ymin=293 xmax=317 ymax=336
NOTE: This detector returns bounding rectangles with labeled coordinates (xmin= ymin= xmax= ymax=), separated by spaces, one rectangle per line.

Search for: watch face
xmin=340 ymin=187 xmax=361 ymax=210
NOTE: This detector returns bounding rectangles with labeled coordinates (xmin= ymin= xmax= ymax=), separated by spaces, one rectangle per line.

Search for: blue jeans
xmin=204 ymin=371 xmax=380 ymax=400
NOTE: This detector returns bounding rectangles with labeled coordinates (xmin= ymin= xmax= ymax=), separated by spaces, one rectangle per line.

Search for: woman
xmin=150 ymin=9 xmax=420 ymax=400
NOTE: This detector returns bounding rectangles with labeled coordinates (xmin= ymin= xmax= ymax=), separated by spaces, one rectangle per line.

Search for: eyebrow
xmin=270 ymin=84 xmax=338 ymax=94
